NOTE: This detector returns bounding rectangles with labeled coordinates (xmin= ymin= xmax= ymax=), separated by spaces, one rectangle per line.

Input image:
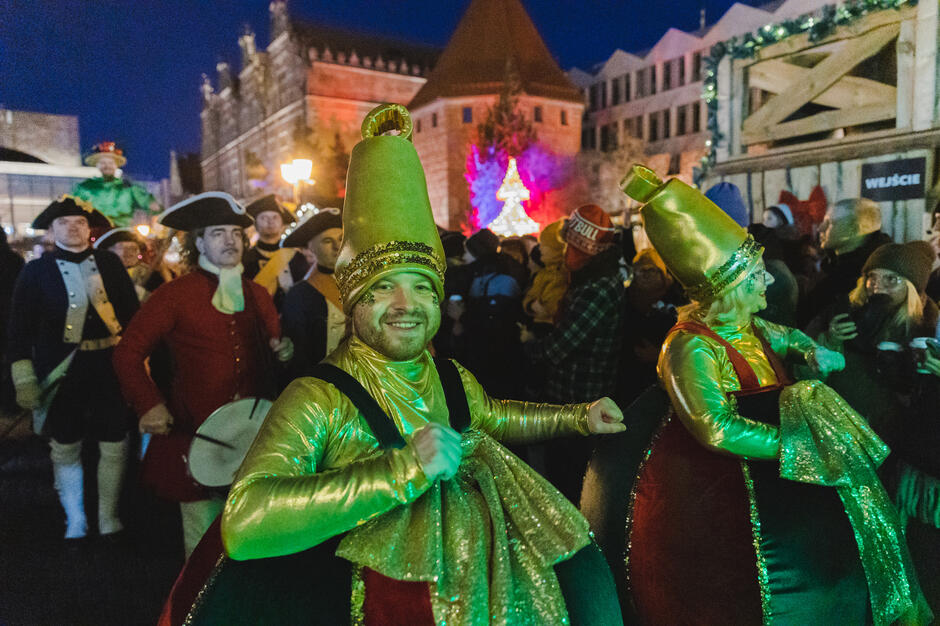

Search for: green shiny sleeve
xmin=130 ymin=183 xmax=158 ymax=212
xmin=70 ymin=181 xmax=93 ymax=202
xmin=221 ymin=378 xmax=431 ymax=561
xmin=659 ymin=332 xmax=780 ymax=459
xmin=454 ymin=361 xmax=591 ymax=443
xmin=755 ymin=317 xmax=818 ymax=363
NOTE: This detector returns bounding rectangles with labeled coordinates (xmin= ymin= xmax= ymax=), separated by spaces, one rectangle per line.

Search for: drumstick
xmin=193 ymin=432 xmax=236 ymax=450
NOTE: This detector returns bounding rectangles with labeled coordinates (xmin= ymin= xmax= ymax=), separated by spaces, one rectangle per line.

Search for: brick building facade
xmin=410 ymin=0 xmax=583 ymax=230
xmin=199 ymin=0 xmax=438 ymax=204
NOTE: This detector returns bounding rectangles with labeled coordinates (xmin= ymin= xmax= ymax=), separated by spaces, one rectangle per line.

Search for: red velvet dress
xmin=628 ymin=321 xmax=868 ymax=624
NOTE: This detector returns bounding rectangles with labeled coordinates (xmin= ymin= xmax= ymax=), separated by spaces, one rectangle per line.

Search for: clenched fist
xmin=586 ymin=397 xmax=626 ymax=434
xmin=412 ymin=422 xmax=462 ymax=482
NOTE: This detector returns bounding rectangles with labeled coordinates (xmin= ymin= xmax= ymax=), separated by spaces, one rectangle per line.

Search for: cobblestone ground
xmin=0 ymin=419 xmax=185 ymax=626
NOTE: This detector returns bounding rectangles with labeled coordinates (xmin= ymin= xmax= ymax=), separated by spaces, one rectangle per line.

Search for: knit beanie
xmin=465 ymin=228 xmax=499 ymax=260
xmin=563 ymin=204 xmax=616 ymax=271
xmin=862 ymin=241 xmax=935 ymax=293
xmin=440 ymin=230 xmax=467 ymax=260
xmin=704 ymin=182 xmax=750 ymax=228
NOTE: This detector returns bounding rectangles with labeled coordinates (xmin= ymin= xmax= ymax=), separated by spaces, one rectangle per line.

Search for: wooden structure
xmin=705 ymin=1 xmax=939 ymax=242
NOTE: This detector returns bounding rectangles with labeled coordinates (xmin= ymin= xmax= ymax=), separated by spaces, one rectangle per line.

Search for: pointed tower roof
xmin=409 ymin=0 xmax=582 ymax=109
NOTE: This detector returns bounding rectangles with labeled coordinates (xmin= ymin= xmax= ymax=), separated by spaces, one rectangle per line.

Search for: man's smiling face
xmin=351 ymin=271 xmax=441 ymax=361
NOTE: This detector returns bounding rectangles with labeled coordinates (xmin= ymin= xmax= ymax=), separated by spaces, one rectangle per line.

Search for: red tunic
xmin=114 ymin=269 xmax=280 ymax=501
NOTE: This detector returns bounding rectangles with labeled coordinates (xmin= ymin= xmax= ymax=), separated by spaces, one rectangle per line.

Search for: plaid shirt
xmin=526 ymin=274 xmax=624 ymax=403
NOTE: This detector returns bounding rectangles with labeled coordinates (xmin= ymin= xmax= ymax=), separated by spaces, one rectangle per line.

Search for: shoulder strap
xmin=308 ymin=363 xmax=406 ymax=449
xmin=750 ymin=322 xmax=793 ymax=386
xmin=669 ymin=320 xmax=762 ymax=390
xmin=434 ymin=357 xmax=472 ymax=433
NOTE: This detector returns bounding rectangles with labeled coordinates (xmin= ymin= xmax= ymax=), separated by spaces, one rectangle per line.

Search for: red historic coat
xmin=113 ymin=269 xmax=280 ymax=501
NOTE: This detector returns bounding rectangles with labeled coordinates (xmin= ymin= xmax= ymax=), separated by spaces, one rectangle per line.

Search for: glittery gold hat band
xmin=686 ymin=235 xmax=763 ymax=302
xmin=335 ymin=240 xmax=447 ymax=305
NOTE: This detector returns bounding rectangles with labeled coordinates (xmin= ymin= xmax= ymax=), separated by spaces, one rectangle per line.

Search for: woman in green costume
xmin=610 ymin=165 xmax=931 ymax=625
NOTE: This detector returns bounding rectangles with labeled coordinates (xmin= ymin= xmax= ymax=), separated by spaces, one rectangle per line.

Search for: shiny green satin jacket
xmin=72 ymin=176 xmax=157 ymax=227
xmin=658 ymin=316 xmax=817 ymax=460
xmin=222 ymin=336 xmax=591 ymax=561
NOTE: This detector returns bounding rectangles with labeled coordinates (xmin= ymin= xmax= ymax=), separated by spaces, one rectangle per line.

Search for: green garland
xmin=697 ymin=0 xmax=917 ymax=183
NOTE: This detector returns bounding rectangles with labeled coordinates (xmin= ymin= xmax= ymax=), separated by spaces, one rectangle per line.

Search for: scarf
xmin=332 ymin=338 xmax=591 ymax=625
xmin=308 ymin=267 xmax=343 ymax=311
xmin=198 ymin=255 xmax=245 ymax=314
xmin=779 ymin=380 xmax=933 ymax=626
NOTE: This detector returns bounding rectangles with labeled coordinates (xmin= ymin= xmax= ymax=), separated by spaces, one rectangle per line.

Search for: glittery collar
xmin=344 ymin=335 xmax=432 ymax=384
xmin=328 ymin=336 xmax=447 ymax=435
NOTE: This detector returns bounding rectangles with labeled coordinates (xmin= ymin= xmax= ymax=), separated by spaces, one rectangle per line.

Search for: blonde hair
xmin=848 ymin=276 xmax=923 ymax=335
xmin=678 ymin=278 xmax=753 ymax=326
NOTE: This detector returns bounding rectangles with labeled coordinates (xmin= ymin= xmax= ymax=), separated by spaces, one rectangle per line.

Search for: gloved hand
xmin=808 ymin=346 xmax=846 ymax=375
xmin=15 ymin=380 xmax=41 ymax=410
xmin=11 ymin=359 xmax=41 ymax=410
xmin=139 ymin=403 xmax=174 ymax=435
xmin=827 ymin=313 xmax=858 ymax=344
xmin=270 ymin=336 xmax=294 ymax=362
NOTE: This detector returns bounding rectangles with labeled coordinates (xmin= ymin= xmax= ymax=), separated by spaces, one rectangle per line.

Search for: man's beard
xmin=355 ymin=308 xmax=439 ymax=361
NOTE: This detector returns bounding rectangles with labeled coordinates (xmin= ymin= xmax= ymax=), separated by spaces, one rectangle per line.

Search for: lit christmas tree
xmin=488 ymin=157 xmax=539 ymax=237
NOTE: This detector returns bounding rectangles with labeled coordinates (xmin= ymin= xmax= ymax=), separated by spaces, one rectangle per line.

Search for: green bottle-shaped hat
xmin=335 ymin=104 xmax=446 ymax=313
xmin=621 ymin=164 xmax=762 ymax=302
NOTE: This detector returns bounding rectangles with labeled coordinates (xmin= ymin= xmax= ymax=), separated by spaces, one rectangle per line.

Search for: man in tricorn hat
xmin=175 ymin=105 xmax=626 ymax=625
xmin=8 ymin=196 xmax=139 ymax=543
xmin=242 ymin=194 xmax=309 ymax=310
xmin=279 ymin=205 xmax=344 ymax=380
xmin=94 ymin=227 xmax=164 ymax=301
xmin=113 ymin=192 xmax=293 ymax=556
xmin=72 ymin=142 xmax=161 ymax=228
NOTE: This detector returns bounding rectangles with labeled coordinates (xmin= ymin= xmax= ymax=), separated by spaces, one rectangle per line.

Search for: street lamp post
xmin=280 ymin=158 xmax=314 ymax=204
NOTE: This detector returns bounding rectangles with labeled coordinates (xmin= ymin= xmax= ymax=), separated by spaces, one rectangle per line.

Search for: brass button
xmin=66 ymin=324 xmax=73 ymax=330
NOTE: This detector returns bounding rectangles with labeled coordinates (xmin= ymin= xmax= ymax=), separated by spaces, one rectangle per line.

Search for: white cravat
xmin=198 ymin=255 xmax=245 ymax=314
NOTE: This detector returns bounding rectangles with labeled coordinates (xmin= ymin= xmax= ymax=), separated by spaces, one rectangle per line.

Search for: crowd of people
xmin=0 ymin=104 xmax=938 ymax=624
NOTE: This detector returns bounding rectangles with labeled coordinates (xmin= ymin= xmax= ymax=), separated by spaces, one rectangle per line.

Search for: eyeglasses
xmin=864 ymin=273 xmax=904 ymax=289
xmin=745 ymin=269 xmax=772 ymax=289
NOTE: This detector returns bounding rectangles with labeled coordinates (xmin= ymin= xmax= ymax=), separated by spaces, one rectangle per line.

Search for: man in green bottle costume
xmin=169 ymin=104 xmax=626 ymax=626
xmin=72 ymin=141 xmax=160 ymax=228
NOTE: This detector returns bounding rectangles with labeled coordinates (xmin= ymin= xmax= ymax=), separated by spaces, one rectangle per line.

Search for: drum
xmin=187 ymin=397 xmax=273 ymax=488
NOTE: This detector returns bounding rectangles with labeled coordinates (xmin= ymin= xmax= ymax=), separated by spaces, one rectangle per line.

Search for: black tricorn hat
xmin=93 ymin=227 xmax=146 ymax=250
xmin=32 ymin=195 xmax=113 ymax=230
xmin=159 ymin=192 xmax=253 ymax=231
xmin=282 ymin=206 xmax=343 ymax=249
xmin=245 ymin=194 xmax=294 ymax=223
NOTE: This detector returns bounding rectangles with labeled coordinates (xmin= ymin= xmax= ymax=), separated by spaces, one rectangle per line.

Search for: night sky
xmin=1 ymin=0 xmax=760 ymax=180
